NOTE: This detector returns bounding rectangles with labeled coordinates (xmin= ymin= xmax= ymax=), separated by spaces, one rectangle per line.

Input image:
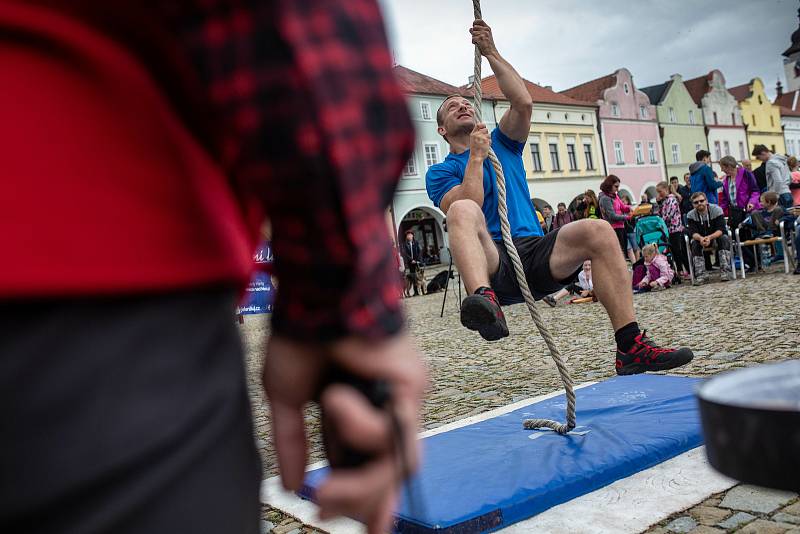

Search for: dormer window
xmin=611 ymin=103 xmax=620 ymax=117
xmin=623 ymin=83 xmax=630 ymax=94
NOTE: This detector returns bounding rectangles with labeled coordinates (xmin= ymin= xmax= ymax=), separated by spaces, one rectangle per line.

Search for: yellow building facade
xmin=732 ymin=78 xmax=786 ymax=167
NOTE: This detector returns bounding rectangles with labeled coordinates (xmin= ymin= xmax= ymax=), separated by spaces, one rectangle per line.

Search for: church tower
xmin=783 ymin=5 xmax=800 ymax=92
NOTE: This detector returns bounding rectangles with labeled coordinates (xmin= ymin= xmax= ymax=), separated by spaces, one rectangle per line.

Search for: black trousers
xmin=614 ymin=227 xmax=627 ymax=256
xmin=668 ymin=232 xmax=690 ymax=273
xmin=0 ymin=288 xmax=261 ymax=534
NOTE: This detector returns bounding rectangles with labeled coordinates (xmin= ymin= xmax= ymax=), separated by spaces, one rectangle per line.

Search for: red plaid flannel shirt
xmin=160 ymin=1 xmax=415 ymax=341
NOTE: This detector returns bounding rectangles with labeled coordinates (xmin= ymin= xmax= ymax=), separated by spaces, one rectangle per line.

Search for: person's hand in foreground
xmin=263 ymin=334 xmax=427 ymax=533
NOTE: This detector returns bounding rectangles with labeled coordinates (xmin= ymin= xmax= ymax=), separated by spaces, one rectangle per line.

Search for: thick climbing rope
xmin=472 ymin=0 xmax=576 ymax=434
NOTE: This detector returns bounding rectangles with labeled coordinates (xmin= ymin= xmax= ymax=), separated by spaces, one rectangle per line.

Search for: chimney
xmin=776 ymin=79 xmax=784 ymax=98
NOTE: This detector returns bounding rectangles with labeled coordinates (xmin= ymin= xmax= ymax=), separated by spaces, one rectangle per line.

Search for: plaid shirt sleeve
xmin=165 ymin=0 xmax=414 ymax=342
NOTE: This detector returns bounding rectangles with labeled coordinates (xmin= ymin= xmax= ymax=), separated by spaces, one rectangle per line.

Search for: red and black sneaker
xmin=460 ymin=287 xmax=509 ymax=341
xmin=615 ymin=330 xmax=694 ymax=375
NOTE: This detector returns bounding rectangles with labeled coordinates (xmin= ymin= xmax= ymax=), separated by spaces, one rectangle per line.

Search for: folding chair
xmin=734 ymin=223 xmax=791 ymax=278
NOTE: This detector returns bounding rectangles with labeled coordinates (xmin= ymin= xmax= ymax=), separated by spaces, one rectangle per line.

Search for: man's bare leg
xmin=548 ymin=219 xmax=634 ymax=330
xmin=548 ymin=219 xmax=693 ymax=374
xmin=446 ymin=200 xmax=508 ymax=341
xmin=446 ymin=199 xmax=499 ymax=293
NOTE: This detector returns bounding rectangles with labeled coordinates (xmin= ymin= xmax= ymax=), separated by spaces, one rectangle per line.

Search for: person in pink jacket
xmin=598 ymin=175 xmax=632 ymax=257
xmin=637 ymin=244 xmax=674 ymax=291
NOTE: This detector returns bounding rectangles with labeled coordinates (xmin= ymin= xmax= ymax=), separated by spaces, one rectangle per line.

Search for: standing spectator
xmin=541 ymin=205 xmax=555 ymax=233
xmin=742 ymin=159 xmax=753 ymax=171
xmin=690 ymin=150 xmax=723 ymax=205
xmin=686 ymin=192 xmax=734 ymax=284
xmin=655 ymin=182 xmax=690 ymax=278
xmin=598 ymin=175 xmax=632 ymax=256
xmin=583 ymin=189 xmax=601 ymax=219
xmin=400 ymin=231 xmax=423 ymax=296
xmin=752 ymin=144 xmax=792 ymax=209
xmin=669 ymin=176 xmax=683 ymax=203
xmin=621 ymin=195 xmax=640 ymax=263
xmin=552 ymin=202 xmax=573 ymax=229
xmin=678 ymin=172 xmax=694 ymax=219
xmin=788 ymin=156 xmax=800 ymax=207
xmin=719 ymin=155 xmax=761 ymax=272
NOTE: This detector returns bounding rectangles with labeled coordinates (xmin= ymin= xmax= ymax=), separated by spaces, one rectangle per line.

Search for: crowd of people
xmin=537 ymin=144 xmax=799 ymax=302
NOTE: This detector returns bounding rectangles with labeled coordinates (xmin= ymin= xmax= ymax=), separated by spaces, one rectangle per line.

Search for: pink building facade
xmin=562 ymin=69 xmax=666 ymax=200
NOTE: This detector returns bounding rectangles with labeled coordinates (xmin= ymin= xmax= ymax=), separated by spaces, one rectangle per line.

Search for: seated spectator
xmin=542 ymin=260 xmax=593 ymax=306
xmin=552 ymin=202 xmax=573 ymax=229
xmin=636 ymin=244 xmax=674 ymax=291
xmin=686 ymin=192 xmax=734 ymax=284
xmin=655 ymin=181 xmax=690 ymax=278
xmin=745 ymin=191 xmax=784 ymax=238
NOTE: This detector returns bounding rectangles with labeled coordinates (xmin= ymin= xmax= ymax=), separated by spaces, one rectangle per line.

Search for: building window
xmin=634 ymin=141 xmax=644 ymax=164
xmin=611 ymin=103 xmax=620 ymax=117
xmin=752 ymin=115 xmax=756 ymax=127
xmin=772 ymin=144 xmax=776 ymax=153
xmin=640 ymin=106 xmax=649 ymax=119
xmin=770 ymin=115 xmax=775 ymax=127
xmin=420 ymin=101 xmax=432 ymax=121
xmin=565 ymin=113 xmax=569 ymax=120
xmin=624 ymin=82 xmax=630 ymax=94
xmin=713 ymin=112 xmax=718 ymax=124
xmin=758 ymin=95 xmax=763 ymax=105
xmin=614 ymin=141 xmax=625 ymax=164
xmin=739 ymin=141 xmax=746 ymax=160
xmin=671 ymin=144 xmax=680 ymax=164
xmin=549 ymin=143 xmax=561 ymax=171
xmin=581 ymin=114 xmax=586 ymax=121
xmin=546 ymin=112 xmax=552 ymax=119
xmin=695 ymin=143 xmax=702 ymax=153
xmin=583 ymin=143 xmax=595 ymax=170
xmin=689 ymin=110 xmax=695 ymax=125
xmin=668 ymin=107 xmax=676 ymax=122
xmin=731 ymin=112 xmax=736 ymax=124
xmin=723 ymin=141 xmax=731 ymax=156
xmin=424 ymin=143 xmax=440 ymax=168
xmin=713 ymin=141 xmax=722 ymax=161
xmin=648 ymin=141 xmax=657 ymax=164
xmin=403 ymin=154 xmax=418 ymax=176
xmin=530 ymin=143 xmax=543 ymax=171
xmin=567 ymin=143 xmax=578 ymax=170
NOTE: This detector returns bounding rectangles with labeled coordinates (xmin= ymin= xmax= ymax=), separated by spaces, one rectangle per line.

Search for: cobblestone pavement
xmin=243 ymin=267 xmax=799 ymax=533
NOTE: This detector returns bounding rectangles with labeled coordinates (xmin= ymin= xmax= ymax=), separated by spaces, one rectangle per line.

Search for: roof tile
xmin=466 ymin=75 xmax=596 ymax=107
xmin=393 ymin=65 xmax=465 ymax=97
xmin=559 ymin=73 xmax=617 ymax=103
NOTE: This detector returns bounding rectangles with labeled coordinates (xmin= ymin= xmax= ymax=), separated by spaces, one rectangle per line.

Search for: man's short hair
xmin=751 ymin=144 xmax=770 ymax=157
xmin=557 ymin=202 xmax=566 ymax=208
xmin=695 ymin=149 xmax=711 ymax=161
xmin=719 ymin=155 xmax=737 ymax=168
xmin=670 ymin=176 xmax=679 ymax=182
xmin=405 ymin=230 xmax=414 ymax=237
xmin=436 ymin=94 xmax=466 ymax=126
xmin=690 ymin=192 xmax=707 ymax=202
xmin=761 ymin=191 xmax=779 ymax=205
xmin=656 ymin=181 xmax=669 ymax=191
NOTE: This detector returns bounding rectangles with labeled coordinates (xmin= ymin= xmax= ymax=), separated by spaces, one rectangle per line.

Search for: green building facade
xmin=642 ymin=74 xmax=709 ymax=181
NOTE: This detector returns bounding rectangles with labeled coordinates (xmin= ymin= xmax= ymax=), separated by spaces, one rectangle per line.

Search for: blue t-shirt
xmin=426 ymin=127 xmax=543 ymax=241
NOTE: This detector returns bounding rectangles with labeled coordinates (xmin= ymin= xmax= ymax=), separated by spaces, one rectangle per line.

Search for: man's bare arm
xmin=440 ymin=123 xmax=489 ymax=214
xmin=471 ymin=20 xmax=532 ymax=142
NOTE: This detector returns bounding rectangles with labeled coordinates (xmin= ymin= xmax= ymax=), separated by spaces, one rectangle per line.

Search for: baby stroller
xmin=633 ymin=214 xmax=682 ymax=286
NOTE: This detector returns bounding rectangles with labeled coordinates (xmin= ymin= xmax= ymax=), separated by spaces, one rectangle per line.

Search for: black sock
xmin=474 ymin=286 xmax=493 ymax=295
xmin=615 ymin=321 xmax=640 ymax=352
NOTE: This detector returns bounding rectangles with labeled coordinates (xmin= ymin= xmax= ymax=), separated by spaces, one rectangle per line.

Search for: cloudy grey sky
xmin=378 ymin=0 xmax=798 ymax=100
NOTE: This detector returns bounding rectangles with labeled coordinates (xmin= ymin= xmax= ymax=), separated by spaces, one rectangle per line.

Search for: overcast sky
xmin=378 ymin=0 xmax=798 ymax=100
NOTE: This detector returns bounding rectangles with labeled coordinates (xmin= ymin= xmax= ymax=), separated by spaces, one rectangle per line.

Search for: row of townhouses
xmin=391 ymin=12 xmax=800 ymax=265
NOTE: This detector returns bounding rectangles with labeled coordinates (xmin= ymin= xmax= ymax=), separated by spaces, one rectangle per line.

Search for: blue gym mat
xmin=300 ymin=374 xmax=704 ymax=533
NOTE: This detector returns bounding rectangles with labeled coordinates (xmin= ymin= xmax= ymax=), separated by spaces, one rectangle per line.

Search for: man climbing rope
xmin=426 ymin=19 xmax=694 ymax=375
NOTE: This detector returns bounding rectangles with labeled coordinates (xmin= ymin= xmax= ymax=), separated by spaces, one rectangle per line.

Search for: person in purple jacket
xmin=719 ymin=155 xmax=760 ymax=272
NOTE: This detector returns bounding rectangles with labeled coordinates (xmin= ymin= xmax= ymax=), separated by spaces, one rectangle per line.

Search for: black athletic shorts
xmin=489 ymin=228 xmax=582 ymax=306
